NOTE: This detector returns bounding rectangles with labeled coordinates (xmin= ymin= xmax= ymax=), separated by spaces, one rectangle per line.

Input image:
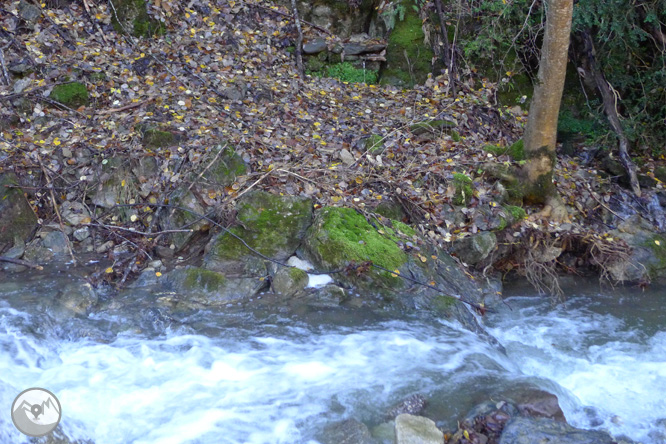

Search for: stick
xmin=96 ymin=97 xmax=154 ymax=115
xmin=0 ymin=256 xmax=43 ymax=270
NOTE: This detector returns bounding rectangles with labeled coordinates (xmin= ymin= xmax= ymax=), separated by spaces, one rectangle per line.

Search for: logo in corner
xmin=11 ymin=388 xmax=62 ymax=437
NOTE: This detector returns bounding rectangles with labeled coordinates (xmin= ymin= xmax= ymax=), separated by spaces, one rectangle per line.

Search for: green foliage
xmin=110 ymin=0 xmax=165 ymax=37
xmin=463 ymin=0 xmax=666 ymax=152
xmin=312 ymin=62 xmax=378 ymax=84
xmin=50 ymin=83 xmax=89 ymax=107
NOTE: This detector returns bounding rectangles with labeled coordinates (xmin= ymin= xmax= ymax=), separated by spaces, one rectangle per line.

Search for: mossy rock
xmin=453 ymin=173 xmax=474 ymax=206
xmin=159 ymin=187 xmax=208 ymax=251
xmin=374 ymin=200 xmax=406 ymax=221
xmin=204 ymin=191 xmax=313 ymax=270
xmin=166 ymin=267 xmax=267 ymax=307
xmin=0 ymin=173 xmax=38 ymax=245
xmin=302 ymin=207 xmax=410 ymax=295
xmin=50 ymin=82 xmax=89 ymax=107
xmin=272 ymin=267 xmax=309 ymax=296
xmin=200 ymin=145 xmax=247 ymax=188
xmin=379 ymin=2 xmax=434 ymax=87
xmin=142 ymin=129 xmax=177 ymax=148
xmin=110 ymin=0 xmax=165 ymax=37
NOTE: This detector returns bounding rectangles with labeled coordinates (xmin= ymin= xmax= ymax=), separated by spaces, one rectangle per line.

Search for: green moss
xmin=450 ymin=130 xmax=461 ymax=142
xmin=505 ymin=205 xmax=526 ymax=221
xmin=392 ymin=220 xmax=415 ymax=236
xmin=313 ymin=207 xmax=407 ymax=270
xmin=306 ymin=57 xmax=325 ymax=72
xmin=644 ymin=235 xmax=666 ymax=276
xmin=50 ymin=83 xmax=89 ymax=107
xmin=380 ymin=2 xmax=433 ymax=87
xmin=209 ymin=191 xmax=312 ymax=262
xmin=288 ymin=267 xmax=308 ymax=281
xmin=204 ymin=147 xmax=246 ymax=186
xmin=483 ymin=139 xmax=525 ymax=161
xmin=432 ymin=294 xmax=458 ymax=312
xmin=409 ymin=119 xmax=457 ymax=135
xmin=453 ymin=173 xmax=474 ymax=206
xmin=183 ymin=268 xmax=226 ymax=291
xmin=143 ymin=129 xmax=175 ymax=148
xmin=110 ymin=0 xmax=165 ymax=37
xmin=315 ymin=62 xmax=378 ymax=84
xmin=365 ymin=134 xmax=385 ymax=153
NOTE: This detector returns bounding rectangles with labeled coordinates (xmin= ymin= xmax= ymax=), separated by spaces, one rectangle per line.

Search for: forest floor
xmin=1 ymin=0 xmax=665 ymax=291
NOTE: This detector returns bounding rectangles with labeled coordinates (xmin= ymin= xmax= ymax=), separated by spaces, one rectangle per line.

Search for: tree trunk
xmin=433 ymin=0 xmax=453 ymax=91
xmin=580 ymin=30 xmax=641 ymax=197
xmin=522 ymin=0 xmax=573 ymax=222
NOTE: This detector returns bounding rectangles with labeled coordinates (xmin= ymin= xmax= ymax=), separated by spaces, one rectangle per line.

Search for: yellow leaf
xmin=130 ymin=214 xmax=138 ymax=222
xmin=391 ymin=269 xmax=400 ymax=277
xmin=53 ymin=138 xmax=61 ymax=146
xmin=155 ymin=272 xmax=162 ymax=277
xmin=355 ymin=177 xmax=363 ymax=184
xmin=418 ymin=254 xmax=427 ymax=263
xmin=105 ymin=267 xmax=113 ymax=274
xmin=464 ymin=430 xmax=470 ymax=440
xmin=656 ymin=240 xmax=662 ymax=246
xmin=121 ymin=180 xmax=126 ymax=187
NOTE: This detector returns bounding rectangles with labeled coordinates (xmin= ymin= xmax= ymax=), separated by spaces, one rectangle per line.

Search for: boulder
xmin=204 ymin=191 xmax=312 ymax=272
xmin=394 ymin=414 xmax=443 ymax=444
xmin=608 ymin=215 xmax=666 ymax=282
xmin=272 ymin=267 xmax=308 ymax=297
xmin=0 ymin=173 xmax=37 ymax=246
xmin=303 ymin=38 xmax=328 ymax=54
xmin=165 ymin=266 xmax=267 ymax=308
xmin=499 ymin=417 xmax=615 ymax=444
xmin=451 ymin=232 xmax=497 ymax=265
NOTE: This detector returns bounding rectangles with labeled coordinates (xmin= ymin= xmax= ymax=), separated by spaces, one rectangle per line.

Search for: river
xmin=0 ymin=272 xmax=664 ymax=443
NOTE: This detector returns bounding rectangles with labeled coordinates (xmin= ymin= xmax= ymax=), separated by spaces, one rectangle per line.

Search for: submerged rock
xmin=499 ymin=417 xmax=615 ymax=444
xmin=386 ymin=394 xmax=427 ymax=419
xmin=320 ymin=418 xmax=374 ymax=444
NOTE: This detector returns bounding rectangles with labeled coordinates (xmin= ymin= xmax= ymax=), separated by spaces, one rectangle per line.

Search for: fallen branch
xmin=0 ymin=256 xmax=43 ymax=270
xmin=96 ymin=97 xmax=154 ymax=115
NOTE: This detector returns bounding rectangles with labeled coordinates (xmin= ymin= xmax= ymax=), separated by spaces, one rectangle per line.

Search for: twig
xmin=81 ymin=0 xmax=110 ymax=45
xmin=231 ymin=169 xmax=274 ymax=201
xmin=0 ymin=256 xmax=43 ymax=270
xmin=96 ymin=97 xmax=154 ymax=115
xmin=289 ymin=0 xmax=304 ymax=78
xmin=87 ymin=223 xmax=194 ymax=236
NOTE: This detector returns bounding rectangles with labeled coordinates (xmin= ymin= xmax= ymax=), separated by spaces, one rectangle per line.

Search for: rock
xmin=303 ymin=38 xmax=328 ymax=54
xmin=221 ymin=84 xmax=246 ymax=101
xmin=60 ymin=201 xmax=91 ymax=226
xmin=13 ymin=78 xmax=33 ymax=94
xmin=339 ymin=148 xmax=355 ymax=166
xmin=165 ymin=266 xmax=267 ymax=307
xmin=387 ymin=394 xmax=427 ymax=419
xmin=73 ymin=227 xmax=90 ymax=241
xmin=514 ymin=389 xmax=566 ymax=422
xmin=272 ymin=267 xmax=308 ymax=296
xmin=451 ymin=232 xmax=497 ymax=265
xmin=0 ymin=173 xmax=38 ymax=246
xmin=55 ymin=282 xmax=98 ymax=315
xmin=91 ymin=157 xmax=130 ymax=208
xmin=319 ymin=418 xmax=374 ymax=444
xmin=204 ymin=191 xmax=312 ymax=272
xmin=158 ymin=187 xmax=205 ymax=251
xmin=499 ymin=417 xmax=615 ymax=444
xmin=394 ymin=414 xmax=443 ymax=444
xmin=343 ymin=42 xmax=386 ymax=55
xmin=303 ymin=284 xmax=347 ymax=307
xmin=18 ymin=1 xmax=42 ymax=22
xmin=301 ymin=206 xmax=491 ymax=327
xmin=199 ymin=145 xmax=247 ymax=189
xmin=608 ymin=215 xmax=666 ymax=281
xmin=41 ymin=231 xmax=69 ymax=255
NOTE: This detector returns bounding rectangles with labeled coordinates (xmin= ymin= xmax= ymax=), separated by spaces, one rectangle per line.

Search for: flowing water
xmin=0 ymin=272 xmax=664 ymax=444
